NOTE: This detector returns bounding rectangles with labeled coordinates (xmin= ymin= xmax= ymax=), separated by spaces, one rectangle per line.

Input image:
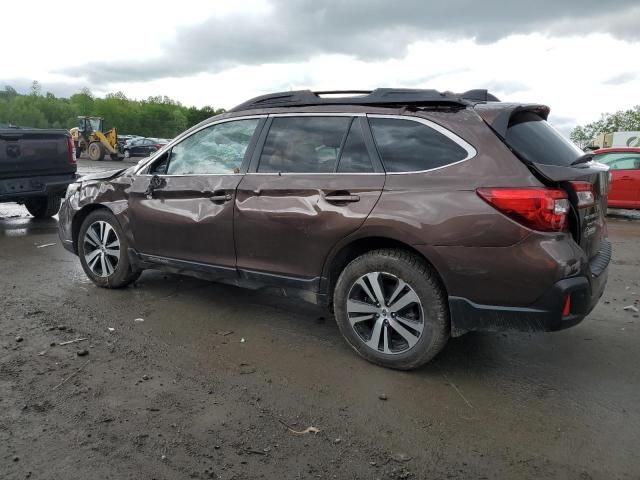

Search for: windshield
xmin=89 ymin=118 xmax=102 ymax=132
xmin=505 ymin=112 xmax=584 ymax=166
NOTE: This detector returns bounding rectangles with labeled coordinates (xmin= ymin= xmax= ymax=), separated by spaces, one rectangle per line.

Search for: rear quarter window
xmin=369 ymin=117 xmax=469 ymax=172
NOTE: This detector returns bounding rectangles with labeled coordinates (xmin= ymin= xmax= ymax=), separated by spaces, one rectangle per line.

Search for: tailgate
xmin=536 ymin=162 xmax=609 ymax=260
xmin=0 ymin=129 xmax=74 ymax=179
xmin=476 ymin=105 xmax=609 ymax=260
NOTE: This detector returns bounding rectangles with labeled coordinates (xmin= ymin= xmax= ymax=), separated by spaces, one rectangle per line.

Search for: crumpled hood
xmin=79 ymin=168 xmax=127 ymax=183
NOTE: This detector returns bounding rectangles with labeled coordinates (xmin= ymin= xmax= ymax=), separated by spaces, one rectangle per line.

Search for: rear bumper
xmin=0 ymin=174 xmax=76 ymax=202
xmin=449 ymin=240 xmax=611 ymax=336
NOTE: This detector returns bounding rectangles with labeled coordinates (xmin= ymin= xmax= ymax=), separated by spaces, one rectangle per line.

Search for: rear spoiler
xmin=474 ymin=103 xmax=550 ymax=139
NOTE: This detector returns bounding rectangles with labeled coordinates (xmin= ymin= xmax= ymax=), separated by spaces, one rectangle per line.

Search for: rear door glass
xmin=505 ymin=112 xmax=584 ymax=166
xmin=258 ymin=117 xmax=351 ymax=173
xmin=369 ymin=117 xmax=468 ymax=172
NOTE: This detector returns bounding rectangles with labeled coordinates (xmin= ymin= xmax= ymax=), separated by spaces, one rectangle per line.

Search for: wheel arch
xmin=322 ymin=235 xmax=449 ymax=305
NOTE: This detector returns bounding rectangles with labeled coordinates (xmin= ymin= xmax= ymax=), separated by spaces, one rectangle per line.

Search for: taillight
xmin=569 ymin=181 xmax=595 ymax=208
xmin=67 ymin=136 xmax=76 ymax=164
xmin=477 ymin=187 xmax=570 ymax=232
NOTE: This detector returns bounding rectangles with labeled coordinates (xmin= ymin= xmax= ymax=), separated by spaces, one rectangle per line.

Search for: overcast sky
xmin=2 ymin=0 xmax=639 ymax=135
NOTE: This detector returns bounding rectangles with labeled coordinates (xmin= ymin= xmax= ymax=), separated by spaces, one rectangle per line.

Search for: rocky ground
xmin=1 ymin=158 xmax=639 ymax=479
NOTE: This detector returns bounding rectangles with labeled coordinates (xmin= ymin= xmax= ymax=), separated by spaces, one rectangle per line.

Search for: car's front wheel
xmin=78 ymin=210 xmax=141 ymax=288
xmin=333 ymin=249 xmax=450 ymax=370
xmin=123 ymin=149 xmax=130 ymax=159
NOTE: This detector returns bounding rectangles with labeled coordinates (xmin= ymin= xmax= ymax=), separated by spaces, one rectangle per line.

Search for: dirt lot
xmin=1 ymin=158 xmax=640 ymax=479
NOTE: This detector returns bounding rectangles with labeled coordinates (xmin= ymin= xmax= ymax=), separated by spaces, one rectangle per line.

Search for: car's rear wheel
xmin=334 ymin=249 xmax=449 ymax=370
xmin=25 ymin=195 xmax=62 ymax=219
xmin=78 ymin=210 xmax=140 ymax=288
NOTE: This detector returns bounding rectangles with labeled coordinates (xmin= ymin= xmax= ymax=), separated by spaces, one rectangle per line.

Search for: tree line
xmin=570 ymin=105 xmax=640 ymax=148
xmin=0 ymin=81 xmax=225 ymax=138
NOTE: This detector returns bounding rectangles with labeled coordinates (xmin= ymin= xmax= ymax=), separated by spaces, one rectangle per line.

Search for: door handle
xmin=620 ymin=176 xmax=632 ymax=180
xmin=209 ymin=193 xmax=232 ymax=203
xmin=323 ymin=194 xmax=360 ymax=203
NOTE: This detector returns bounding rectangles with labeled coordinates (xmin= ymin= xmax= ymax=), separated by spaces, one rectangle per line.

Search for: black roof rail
xmin=229 ymin=88 xmax=500 ymax=112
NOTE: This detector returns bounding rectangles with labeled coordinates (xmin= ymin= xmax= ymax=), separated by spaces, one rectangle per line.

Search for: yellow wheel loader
xmin=70 ymin=116 xmax=120 ymax=161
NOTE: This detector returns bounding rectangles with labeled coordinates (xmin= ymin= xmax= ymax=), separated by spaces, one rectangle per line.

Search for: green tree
xmin=569 ymin=126 xmax=591 ymax=149
xmin=570 ymin=106 xmax=640 ymax=147
xmin=0 ymin=83 xmax=224 ymax=136
xmin=30 ymin=80 xmax=41 ymax=96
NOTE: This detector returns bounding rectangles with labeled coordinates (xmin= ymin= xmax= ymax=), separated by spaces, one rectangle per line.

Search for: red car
xmin=593 ymin=147 xmax=640 ymax=209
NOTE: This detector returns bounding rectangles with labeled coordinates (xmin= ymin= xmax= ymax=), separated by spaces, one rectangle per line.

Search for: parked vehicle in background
xmin=593 ymin=147 xmax=640 ymax=209
xmin=59 ymin=88 xmax=611 ymax=370
xmin=592 ymin=131 xmax=640 ymax=149
xmin=70 ymin=116 xmax=120 ymax=161
xmin=1 ymin=127 xmax=76 ymax=217
xmin=122 ymin=137 xmax=167 ymax=158
xmin=117 ymin=134 xmax=141 ymax=149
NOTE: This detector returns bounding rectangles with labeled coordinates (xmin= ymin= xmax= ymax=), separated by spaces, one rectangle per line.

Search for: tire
xmin=123 ymin=149 xmax=130 ymax=159
xmin=25 ymin=195 xmax=62 ymax=219
xmin=78 ymin=209 xmax=141 ymax=288
xmin=333 ymin=249 xmax=450 ymax=370
xmin=88 ymin=142 xmax=104 ymax=161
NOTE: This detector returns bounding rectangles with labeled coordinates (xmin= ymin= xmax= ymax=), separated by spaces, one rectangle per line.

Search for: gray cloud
xmin=484 ymin=80 xmax=529 ymax=96
xmin=603 ymin=72 xmax=637 ymax=85
xmin=548 ymin=114 xmax=578 ymax=138
xmin=59 ymin=0 xmax=640 ymax=84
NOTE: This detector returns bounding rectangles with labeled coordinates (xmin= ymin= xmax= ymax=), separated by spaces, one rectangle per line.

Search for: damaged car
xmin=59 ymin=89 xmax=611 ymax=369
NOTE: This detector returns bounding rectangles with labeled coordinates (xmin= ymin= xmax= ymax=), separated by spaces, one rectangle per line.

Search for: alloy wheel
xmin=346 ymin=272 xmax=425 ymax=355
xmin=83 ymin=220 xmax=120 ymax=277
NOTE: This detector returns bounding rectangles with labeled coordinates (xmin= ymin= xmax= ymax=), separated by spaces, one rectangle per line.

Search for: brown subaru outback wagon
xmin=59 ymin=89 xmax=611 ymax=370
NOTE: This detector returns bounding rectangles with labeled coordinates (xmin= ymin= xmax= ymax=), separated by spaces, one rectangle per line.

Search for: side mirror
xmin=144 ymin=174 xmax=166 ymax=199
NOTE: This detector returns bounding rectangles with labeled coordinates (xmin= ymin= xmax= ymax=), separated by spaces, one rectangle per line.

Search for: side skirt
xmin=129 ymin=250 xmax=328 ymax=305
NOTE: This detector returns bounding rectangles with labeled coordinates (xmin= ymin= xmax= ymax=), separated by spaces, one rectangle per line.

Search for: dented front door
xmin=128 ymin=174 xmax=241 ymax=268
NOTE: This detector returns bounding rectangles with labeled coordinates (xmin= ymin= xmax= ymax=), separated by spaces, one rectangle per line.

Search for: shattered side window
xmin=167 ymin=119 xmax=259 ymax=175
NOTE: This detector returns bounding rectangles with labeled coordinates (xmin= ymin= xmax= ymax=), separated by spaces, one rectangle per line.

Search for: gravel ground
xmin=1 ymin=158 xmax=639 ymax=479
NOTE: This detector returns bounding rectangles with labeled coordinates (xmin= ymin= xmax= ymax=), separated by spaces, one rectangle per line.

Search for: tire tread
xmin=334 ymin=248 xmax=450 ymax=370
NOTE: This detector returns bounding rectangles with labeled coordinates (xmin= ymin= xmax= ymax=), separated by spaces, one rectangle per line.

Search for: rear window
xmin=505 ymin=112 xmax=584 ymax=166
xmin=369 ymin=117 xmax=468 ymax=172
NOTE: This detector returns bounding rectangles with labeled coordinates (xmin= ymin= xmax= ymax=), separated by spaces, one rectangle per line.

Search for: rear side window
xmin=505 ymin=112 xmax=584 ymax=166
xmin=369 ymin=117 xmax=468 ymax=172
xmin=258 ymin=117 xmax=351 ymax=173
xmin=594 ymin=152 xmax=640 ymax=170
